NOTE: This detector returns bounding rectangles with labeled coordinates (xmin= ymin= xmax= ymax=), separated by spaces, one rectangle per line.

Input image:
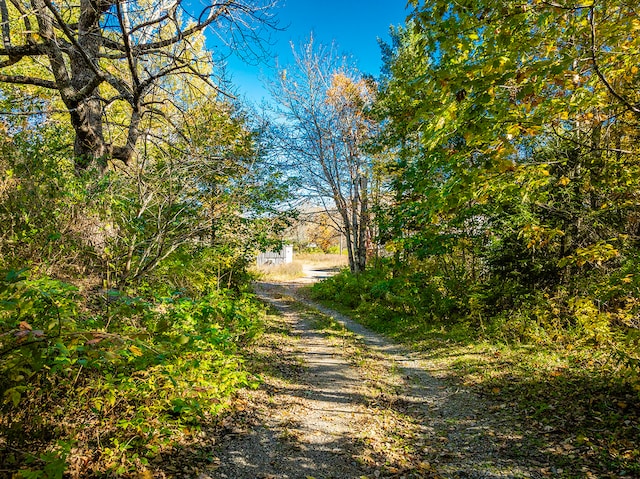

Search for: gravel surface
xmin=203 ymin=270 xmax=551 ymax=479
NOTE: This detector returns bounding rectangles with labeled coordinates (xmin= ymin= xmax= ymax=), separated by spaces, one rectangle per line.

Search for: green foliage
xmin=17 ymin=441 xmax=71 ymax=479
xmin=311 ymin=261 xmax=463 ymax=329
xmin=366 ymin=0 xmax=640 ymax=387
xmin=0 ymin=99 xmax=293 ymax=291
xmin=0 ymin=124 xmax=96 ymax=275
xmin=0 ymin=268 xmax=264 ymax=475
xmin=312 ymin=263 xmax=640 ymax=380
xmin=141 ymin=245 xmax=252 ymax=297
xmin=0 ymin=270 xmax=80 ymax=405
xmin=0 ymin=15 xmax=291 ymax=476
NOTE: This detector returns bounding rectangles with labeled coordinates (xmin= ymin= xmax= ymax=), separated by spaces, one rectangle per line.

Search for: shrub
xmin=0 ymin=269 xmax=263 ymax=476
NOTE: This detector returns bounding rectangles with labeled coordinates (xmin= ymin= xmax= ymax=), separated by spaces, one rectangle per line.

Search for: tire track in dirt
xmin=208 ymin=283 xmax=375 ymax=479
xmin=206 ymin=274 xmax=548 ymax=479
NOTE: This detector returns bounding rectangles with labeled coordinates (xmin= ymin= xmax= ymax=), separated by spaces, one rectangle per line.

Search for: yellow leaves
xmin=325 ymin=73 xmax=374 ymax=128
xmin=632 ymin=66 xmax=639 ymax=75
xmin=496 ymin=158 xmax=516 ymax=173
xmin=506 ymin=123 xmax=521 ymax=137
xmin=558 ymin=176 xmax=570 ymax=186
xmin=544 ymin=44 xmax=559 ymax=57
xmin=569 ymin=297 xmax=615 ymax=344
xmin=327 ymin=73 xmax=370 ymax=106
xmin=495 ymin=139 xmax=517 ymax=160
xmin=505 ymin=121 xmax=541 ymax=139
xmin=559 ymin=241 xmax=620 ymax=268
xmin=129 ymin=345 xmax=143 ymax=357
xmin=522 ymin=224 xmax=564 ymax=250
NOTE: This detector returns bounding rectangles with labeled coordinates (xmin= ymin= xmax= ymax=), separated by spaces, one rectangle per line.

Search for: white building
xmin=257 ymin=245 xmax=294 ymax=266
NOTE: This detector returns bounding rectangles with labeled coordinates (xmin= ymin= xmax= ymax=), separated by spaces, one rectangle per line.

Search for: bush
xmin=0 ymin=269 xmax=263 ymax=476
xmin=311 ymin=260 xmax=640 ymax=362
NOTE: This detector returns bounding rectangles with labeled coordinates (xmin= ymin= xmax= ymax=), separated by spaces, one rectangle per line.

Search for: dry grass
xmin=253 ymin=253 xmax=348 ymax=282
xmin=295 ymin=252 xmax=348 ymax=269
xmin=255 ymin=261 xmax=305 ymax=281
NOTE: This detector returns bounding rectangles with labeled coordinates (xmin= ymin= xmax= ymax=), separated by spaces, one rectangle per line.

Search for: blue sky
xmin=221 ymin=1 xmax=412 ymax=104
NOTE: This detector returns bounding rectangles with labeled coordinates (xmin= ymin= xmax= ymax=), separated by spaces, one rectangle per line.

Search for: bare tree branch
xmin=272 ymin=38 xmax=375 ymax=272
xmin=0 ymin=0 xmax=277 ymax=171
xmin=115 ymin=0 xmax=140 ymax=90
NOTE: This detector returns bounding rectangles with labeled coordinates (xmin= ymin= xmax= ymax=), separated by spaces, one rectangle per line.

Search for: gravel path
xmin=210 ymin=284 xmax=372 ymax=478
xmin=206 ymin=270 xmax=549 ymax=479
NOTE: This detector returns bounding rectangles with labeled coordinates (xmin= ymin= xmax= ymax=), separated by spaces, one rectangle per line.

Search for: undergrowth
xmin=310 ymin=266 xmax=640 ymax=478
xmin=0 ymin=269 xmax=263 ymax=477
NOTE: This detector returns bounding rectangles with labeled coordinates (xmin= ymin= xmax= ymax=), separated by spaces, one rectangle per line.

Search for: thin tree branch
xmin=589 ymin=5 xmax=640 ymax=117
xmin=0 ymin=73 xmax=56 ymax=88
xmin=115 ymin=0 xmax=140 ymax=90
xmin=132 ymin=0 xmax=233 ymax=54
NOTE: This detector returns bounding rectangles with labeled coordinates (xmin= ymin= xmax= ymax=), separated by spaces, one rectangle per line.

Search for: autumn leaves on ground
xmin=1 ymin=0 xmax=640 ymax=478
xmin=247 ymin=275 xmax=638 ymax=479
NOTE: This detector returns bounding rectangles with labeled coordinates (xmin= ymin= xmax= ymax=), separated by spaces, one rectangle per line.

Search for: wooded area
xmin=0 ymin=0 xmax=639 ymax=477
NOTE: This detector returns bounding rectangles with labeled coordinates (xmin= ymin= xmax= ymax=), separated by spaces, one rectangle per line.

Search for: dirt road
xmin=205 ymin=273 xmax=548 ymax=479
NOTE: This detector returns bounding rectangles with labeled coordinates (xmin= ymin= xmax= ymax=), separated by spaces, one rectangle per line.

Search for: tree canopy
xmin=0 ymin=0 xmax=275 ymax=170
xmin=2 ymin=1 xmax=640 ymax=476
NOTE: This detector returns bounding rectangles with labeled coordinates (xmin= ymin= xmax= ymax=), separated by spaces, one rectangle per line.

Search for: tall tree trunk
xmin=356 ymin=174 xmax=369 ymax=273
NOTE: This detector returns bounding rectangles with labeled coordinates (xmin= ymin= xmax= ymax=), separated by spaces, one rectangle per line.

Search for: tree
xmin=376 ymin=0 xmax=640 ymax=269
xmin=0 ymin=0 xmax=276 ymax=171
xmin=367 ymin=0 xmax=640 ymax=327
xmin=96 ymin=95 xmax=293 ymax=288
xmin=272 ymin=38 xmax=376 ymax=273
xmin=302 ymin=210 xmax=342 ymax=253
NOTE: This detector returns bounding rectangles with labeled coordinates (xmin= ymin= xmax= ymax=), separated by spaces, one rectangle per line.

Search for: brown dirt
xmin=200 ymin=271 xmax=549 ymax=479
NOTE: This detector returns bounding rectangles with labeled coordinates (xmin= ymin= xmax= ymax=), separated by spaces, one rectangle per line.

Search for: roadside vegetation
xmin=0 ymin=14 xmax=291 ymax=472
xmin=2 ymin=0 xmax=640 ymax=477
xmin=310 ymin=2 xmax=640 ymax=476
xmin=311 ymin=261 xmax=640 ymax=477
xmin=0 ymin=114 xmax=288 ymax=476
